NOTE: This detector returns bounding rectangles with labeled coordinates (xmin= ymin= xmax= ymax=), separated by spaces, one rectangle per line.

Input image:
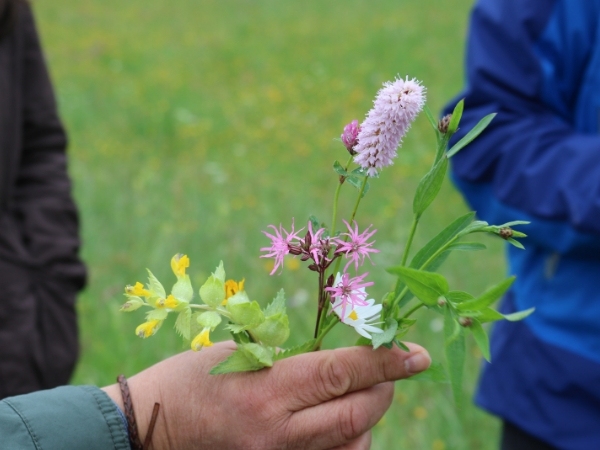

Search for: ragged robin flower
xmin=191 ymin=328 xmax=213 ymax=351
xmin=135 ymin=319 xmax=162 ymax=338
xmin=325 ymin=272 xmax=373 ymax=318
xmin=125 ymin=281 xmax=151 ymax=297
xmin=171 ymin=253 xmax=190 ymax=278
xmin=223 ymin=279 xmax=245 ymax=305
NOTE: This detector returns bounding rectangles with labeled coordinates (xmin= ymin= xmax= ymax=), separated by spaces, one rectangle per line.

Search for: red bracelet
xmin=117 ymin=374 xmax=160 ymax=450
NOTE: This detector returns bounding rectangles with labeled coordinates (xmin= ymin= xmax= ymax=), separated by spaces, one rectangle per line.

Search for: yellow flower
xmin=171 ymin=254 xmax=190 ymax=278
xmin=191 ymin=329 xmax=213 ymax=351
xmin=126 ymin=282 xmax=151 ymax=297
xmin=223 ymin=278 xmax=245 ymax=305
xmin=156 ymin=294 xmax=179 ymax=309
xmin=135 ymin=319 xmax=162 ymax=338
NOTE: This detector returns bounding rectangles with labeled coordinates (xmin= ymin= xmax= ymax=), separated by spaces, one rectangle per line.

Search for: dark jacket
xmin=0 ymin=1 xmax=86 ymax=398
xmin=444 ymin=0 xmax=600 ymax=447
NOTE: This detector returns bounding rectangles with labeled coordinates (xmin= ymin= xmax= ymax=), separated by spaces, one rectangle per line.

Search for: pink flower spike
xmin=334 ymin=220 xmax=379 ymax=271
xmin=260 ymin=220 xmax=304 ymax=275
xmin=341 ymin=120 xmax=361 ymax=154
xmin=325 ymin=272 xmax=373 ymax=318
xmin=354 ymin=77 xmax=425 ymax=177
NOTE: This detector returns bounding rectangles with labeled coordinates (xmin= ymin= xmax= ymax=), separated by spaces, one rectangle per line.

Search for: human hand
xmin=103 ymin=341 xmax=430 ymax=450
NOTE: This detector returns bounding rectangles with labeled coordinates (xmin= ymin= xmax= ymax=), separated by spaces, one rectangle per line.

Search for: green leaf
xmin=469 ymin=319 xmax=490 ymax=362
xmin=446 ymin=242 xmax=486 ymax=252
xmin=457 ymin=220 xmax=489 ymax=237
xmin=264 ymin=289 xmax=286 ymax=317
xmin=210 ymin=344 xmax=273 ymax=374
xmin=333 ymin=160 xmax=348 ymax=176
xmin=413 ymin=156 xmax=448 ymax=216
xmin=387 ymin=266 xmax=449 ymax=306
xmin=457 ymin=277 xmax=515 ymax=312
xmin=120 ymin=298 xmax=144 ymax=312
xmin=371 ymin=318 xmax=398 ymax=350
xmin=227 ymin=300 xmax=265 ymax=328
xmin=174 ymin=307 xmax=192 ymax=340
xmin=409 ymin=212 xmax=476 ymax=270
xmin=146 ymin=269 xmax=166 ymax=299
xmin=274 ymin=339 xmax=317 ymax=361
xmin=199 ymin=275 xmax=226 ymax=307
xmin=213 ymin=261 xmax=226 ymax=282
xmin=447 ymin=99 xmax=464 ymax=135
xmin=346 ymin=176 xmax=370 ymax=198
xmin=172 ymin=275 xmax=194 ymax=302
xmin=240 ymin=343 xmax=274 ymax=367
xmin=406 ymin=361 xmax=449 ymax=383
xmin=197 ymin=311 xmax=222 ymax=329
xmin=230 ymin=328 xmax=252 ymax=345
xmin=503 ymin=307 xmax=535 ymax=322
xmin=506 ymin=237 xmax=525 ymax=249
xmin=444 ymin=306 xmax=465 ymax=407
xmin=423 ymin=105 xmax=440 ymax=131
xmin=446 ymin=290 xmax=474 ymax=304
xmin=227 ymin=323 xmax=249 ymax=334
xmin=447 ymin=113 xmax=496 ymax=158
xmin=146 ymin=308 xmax=168 ymax=321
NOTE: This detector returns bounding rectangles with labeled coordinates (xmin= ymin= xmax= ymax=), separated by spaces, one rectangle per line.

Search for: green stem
xmin=400 ymin=214 xmax=420 ymax=267
xmin=330 ymin=155 xmax=354 ymax=237
xmin=312 ymin=315 xmax=340 ymax=351
xmin=349 ymin=176 xmax=368 ymax=225
xmin=402 ymin=302 xmax=425 ymax=320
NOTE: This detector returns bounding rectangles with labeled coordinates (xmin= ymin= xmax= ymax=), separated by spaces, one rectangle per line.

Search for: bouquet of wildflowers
xmin=121 ymin=77 xmax=532 ymax=402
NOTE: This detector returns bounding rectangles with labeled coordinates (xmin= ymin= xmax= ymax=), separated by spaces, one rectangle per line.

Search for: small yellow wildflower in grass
xmin=432 ymin=439 xmax=446 ymax=450
xmin=191 ymin=329 xmax=213 ymax=351
xmin=136 ymin=319 xmax=162 ymax=338
xmin=284 ymin=258 xmax=300 ymax=271
xmin=126 ymin=281 xmax=150 ymax=297
xmin=413 ymin=406 xmax=428 ymax=420
xmin=223 ymin=279 xmax=245 ymax=305
xmin=171 ymin=253 xmax=190 ymax=277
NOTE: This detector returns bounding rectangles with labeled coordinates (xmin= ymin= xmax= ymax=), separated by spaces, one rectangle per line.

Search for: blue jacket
xmin=445 ymin=0 xmax=600 ymax=448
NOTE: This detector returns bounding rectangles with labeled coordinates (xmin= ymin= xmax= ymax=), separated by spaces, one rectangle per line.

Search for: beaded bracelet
xmin=117 ymin=374 xmax=160 ymax=450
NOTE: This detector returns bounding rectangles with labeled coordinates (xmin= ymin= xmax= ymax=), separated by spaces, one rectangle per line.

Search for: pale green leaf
xmin=456 ymin=277 xmax=515 ymax=312
xmin=197 ymin=311 xmax=222 ymax=329
xmin=210 ymin=345 xmax=271 ymax=375
xmin=274 ymin=339 xmax=317 ymax=361
xmin=174 ymin=308 xmax=192 ymax=340
xmin=503 ymin=307 xmax=535 ymax=322
xmin=264 ymin=289 xmax=286 ymax=317
xmin=371 ymin=318 xmax=398 ymax=350
xmin=413 ymin=156 xmax=448 ymax=216
xmin=146 ymin=269 xmax=166 ymax=299
xmin=446 ymin=242 xmax=486 ymax=252
xmin=387 ymin=266 xmax=449 ymax=306
xmin=447 ymin=99 xmax=464 ymax=135
xmin=146 ymin=308 xmax=168 ymax=321
xmin=172 ymin=275 xmax=194 ymax=302
xmin=447 ymin=113 xmax=496 ymax=158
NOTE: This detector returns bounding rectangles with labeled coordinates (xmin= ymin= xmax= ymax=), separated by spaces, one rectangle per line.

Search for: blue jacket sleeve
xmin=0 ymin=386 xmax=130 ymax=449
xmin=446 ymin=0 xmax=600 ymax=254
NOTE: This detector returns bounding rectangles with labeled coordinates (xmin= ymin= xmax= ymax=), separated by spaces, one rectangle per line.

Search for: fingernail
xmin=404 ymin=351 xmax=431 ymax=375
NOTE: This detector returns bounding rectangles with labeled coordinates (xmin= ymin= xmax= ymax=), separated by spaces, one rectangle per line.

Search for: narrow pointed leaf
xmin=447 ymin=113 xmax=496 ymax=158
xmin=423 ymin=105 xmax=439 ymax=131
xmin=413 ymin=156 xmax=448 ymax=216
xmin=446 ymin=242 xmax=486 ymax=252
xmin=469 ymin=320 xmax=490 ymax=362
xmin=333 ymin=160 xmax=348 ymax=176
xmin=447 ymin=99 xmax=464 ymax=135
xmin=457 ymin=277 xmax=515 ymax=312
xmin=406 ymin=361 xmax=449 ymax=383
xmin=444 ymin=306 xmax=465 ymax=407
xmin=503 ymin=307 xmax=535 ymax=322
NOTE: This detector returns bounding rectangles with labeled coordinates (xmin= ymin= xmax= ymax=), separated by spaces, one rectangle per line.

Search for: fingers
xmin=270 ymin=342 xmax=430 ymax=410
xmin=286 ymin=382 xmax=393 ymax=449
xmin=329 ymin=431 xmax=371 ymax=450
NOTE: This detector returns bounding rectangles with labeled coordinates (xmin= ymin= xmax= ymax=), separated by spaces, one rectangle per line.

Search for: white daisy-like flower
xmin=331 ymin=297 xmax=384 ymax=339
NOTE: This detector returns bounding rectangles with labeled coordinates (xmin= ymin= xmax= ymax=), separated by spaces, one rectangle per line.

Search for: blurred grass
xmin=34 ymin=0 xmax=506 ymax=448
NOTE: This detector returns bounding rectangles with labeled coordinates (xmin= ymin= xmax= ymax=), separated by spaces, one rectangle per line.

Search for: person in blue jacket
xmin=444 ymin=0 xmax=600 ymax=449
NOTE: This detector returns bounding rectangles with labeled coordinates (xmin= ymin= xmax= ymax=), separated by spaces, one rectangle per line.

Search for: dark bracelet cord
xmin=117 ymin=374 xmax=161 ymax=450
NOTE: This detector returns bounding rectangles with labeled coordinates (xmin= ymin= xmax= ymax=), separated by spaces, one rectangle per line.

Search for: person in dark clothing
xmin=0 ymin=0 xmax=86 ymax=399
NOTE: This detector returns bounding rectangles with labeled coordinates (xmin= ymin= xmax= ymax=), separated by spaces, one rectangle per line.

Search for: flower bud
xmin=499 ymin=227 xmax=514 ymax=239
xmin=341 ymin=120 xmax=360 ymax=155
xmin=458 ymin=316 xmax=473 ymax=327
xmin=437 ymin=296 xmax=447 ymax=307
xmin=120 ymin=298 xmax=144 ymax=312
xmin=438 ymin=114 xmax=452 ymax=134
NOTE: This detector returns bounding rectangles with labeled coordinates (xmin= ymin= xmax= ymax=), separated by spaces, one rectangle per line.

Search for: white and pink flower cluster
xmin=260 ymin=219 xmax=382 ymax=337
xmin=346 ymin=77 xmax=425 ymax=177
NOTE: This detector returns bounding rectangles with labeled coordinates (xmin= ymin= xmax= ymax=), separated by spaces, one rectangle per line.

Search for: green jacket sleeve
xmin=0 ymin=385 xmax=130 ymax=449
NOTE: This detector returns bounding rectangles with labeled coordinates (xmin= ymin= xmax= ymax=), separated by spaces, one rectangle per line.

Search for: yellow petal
xmin=191 ymin=329 xmax=213 ymax=351
xmin=135 ymin=319 xmax=161 ymax=338
xmin=126 ymin=282 xmax=151 ymax=297
xmin=171 ymin=254 xmax=190 ymax=277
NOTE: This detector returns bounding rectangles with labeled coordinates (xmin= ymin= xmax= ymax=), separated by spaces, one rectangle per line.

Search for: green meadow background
xmin=35 ymin=0 xmax=507 ymax=448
